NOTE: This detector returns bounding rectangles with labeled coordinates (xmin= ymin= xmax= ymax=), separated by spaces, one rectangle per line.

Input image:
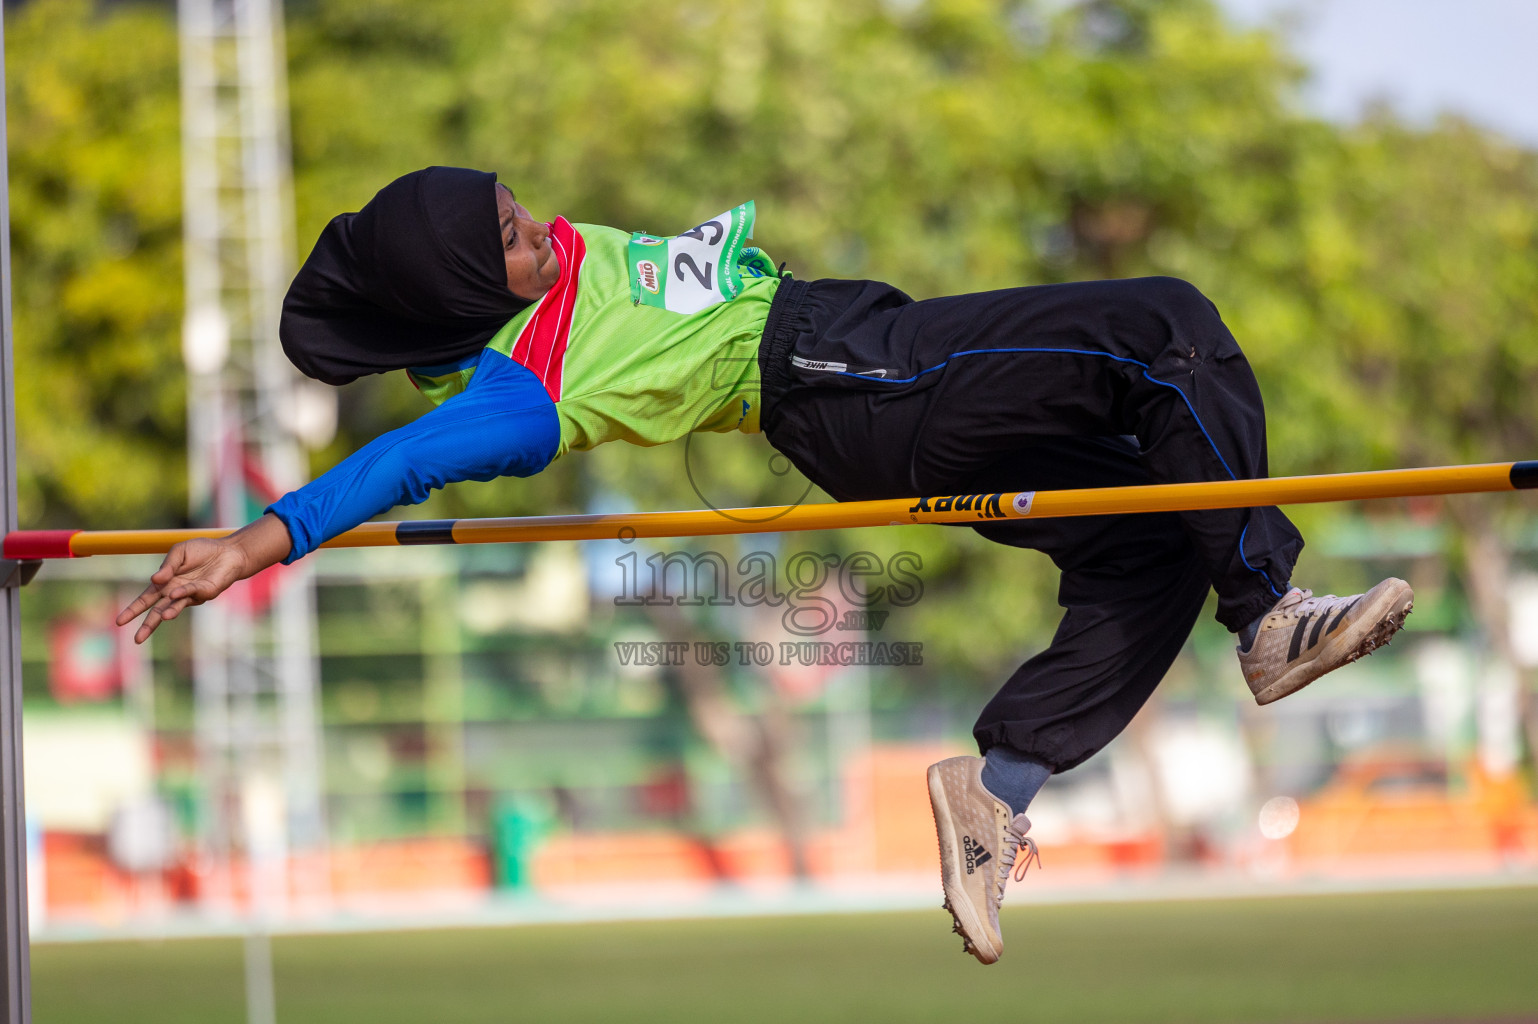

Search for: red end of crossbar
xmin=3 ymin=530 xmax=80 ymax=559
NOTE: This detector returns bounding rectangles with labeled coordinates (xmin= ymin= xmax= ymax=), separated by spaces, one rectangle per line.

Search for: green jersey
xmin=408 ymin=207 xmax=782 ymax=459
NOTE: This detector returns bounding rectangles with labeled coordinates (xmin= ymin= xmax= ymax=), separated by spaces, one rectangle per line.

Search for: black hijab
xmin=280 ymin=166 xmax=532 ymax=385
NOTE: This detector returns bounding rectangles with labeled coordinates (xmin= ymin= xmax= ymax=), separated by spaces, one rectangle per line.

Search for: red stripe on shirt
xmin=509 ymin=217 xmax=585 ymax=402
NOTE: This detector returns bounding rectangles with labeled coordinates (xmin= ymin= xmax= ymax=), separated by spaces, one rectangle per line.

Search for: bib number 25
xmin=629 ymin=201 xmax=756 ymax=315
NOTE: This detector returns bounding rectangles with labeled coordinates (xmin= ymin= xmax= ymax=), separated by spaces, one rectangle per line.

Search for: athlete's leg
xmin=764 ymin=379 xmax=1208 ymax=774
xmin=916 ymin=436 xmax=1210 ymax=963
xmin=761 ymin=279 xmax=1407 ymax=965
xmin=764 ymin=276 xmax=1406 ymax=694
xmin=892 ymin=276 xmax=1300 ymax=631
xmin=958 ymin=436 xmax=1212 ymax=772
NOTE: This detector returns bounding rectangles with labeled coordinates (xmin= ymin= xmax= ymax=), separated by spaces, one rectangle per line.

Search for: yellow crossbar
xmin=6 ymin=460 xmax=1534 ymax=559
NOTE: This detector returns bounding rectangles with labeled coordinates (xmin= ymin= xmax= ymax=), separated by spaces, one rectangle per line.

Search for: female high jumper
xmin=119 ymin=167 xmax=1412 ymax=964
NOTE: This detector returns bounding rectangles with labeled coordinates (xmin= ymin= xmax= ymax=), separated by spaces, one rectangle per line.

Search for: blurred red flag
xmin=48 ymin=616 xmax=122 ymax=703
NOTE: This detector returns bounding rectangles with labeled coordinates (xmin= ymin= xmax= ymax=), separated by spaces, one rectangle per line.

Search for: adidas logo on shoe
xmin=962 ymin=835 xmax=992 ymax=874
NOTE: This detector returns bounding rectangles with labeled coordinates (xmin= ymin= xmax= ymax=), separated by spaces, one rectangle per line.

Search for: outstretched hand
xmin=116 ymin=513 xmax=294 ymax=643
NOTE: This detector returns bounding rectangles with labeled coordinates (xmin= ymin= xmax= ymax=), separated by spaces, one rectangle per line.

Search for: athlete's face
xmin=496 ymin=183 xmax=559 ymax=301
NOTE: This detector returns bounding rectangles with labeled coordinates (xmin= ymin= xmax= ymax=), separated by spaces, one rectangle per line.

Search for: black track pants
xmin=759 ymin=276 xmax=1303 ymax=771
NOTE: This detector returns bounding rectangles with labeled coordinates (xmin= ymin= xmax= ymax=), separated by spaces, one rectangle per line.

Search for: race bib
xmin=628 ymin=201 xmax=758 ymax=314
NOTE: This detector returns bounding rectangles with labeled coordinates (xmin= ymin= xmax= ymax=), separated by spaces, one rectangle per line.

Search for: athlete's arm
xmin=118 ymin=354 xmax=560 ymax=642
xmin=267 ymin=354 xmax=558 ymax=561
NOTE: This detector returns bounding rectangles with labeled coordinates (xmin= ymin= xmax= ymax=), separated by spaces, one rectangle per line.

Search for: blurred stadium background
xmin=6 ymin=0 xmax=1538 ymax=1020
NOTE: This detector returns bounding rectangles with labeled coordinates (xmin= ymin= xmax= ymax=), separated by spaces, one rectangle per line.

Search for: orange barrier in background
xmin=1288 ymin=753 xmax=1538 ymax=870
xmin=34 ymin=746 xmax=1538 ymax=924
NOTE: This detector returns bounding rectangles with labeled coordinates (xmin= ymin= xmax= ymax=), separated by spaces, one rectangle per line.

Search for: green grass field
xmin=30 ymin=887 xmax=1538 ymax=1023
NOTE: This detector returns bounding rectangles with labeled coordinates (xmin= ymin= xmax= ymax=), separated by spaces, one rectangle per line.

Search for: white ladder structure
xmin=178 ymin=0 xmax=330 ymax=1018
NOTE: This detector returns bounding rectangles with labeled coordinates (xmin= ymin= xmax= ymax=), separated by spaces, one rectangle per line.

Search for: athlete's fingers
xmin=122 ymin=547 xmax=196 ymax=625
xmin=150 ymin=579 xmax=213 ymax=617
xmin=118 ymin=572 xmax=200 ymax=626
xmin=117 ymin=582 xmax=169 ymax=626
xmin=134 ymin=606 xmax=166 ymax=644
xmin=120 ymin=540 xmax=239 ymax=629
xmin=119 ymin=575 xmax=204 ymax=633
xmin=134 ymin=603 xmax=184 ymax=644
xmin=134 ymin=592 xmax=201 ymax=644
xmin=116 ymin=594 xmax=148 ymax=626
xmin=159 ymin=581 xmax=205 ymax=604
xmin=120 ymin=539 xmax=254 ymax=643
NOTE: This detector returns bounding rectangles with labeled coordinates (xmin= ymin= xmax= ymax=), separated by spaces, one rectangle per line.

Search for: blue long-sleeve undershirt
xmin=267 ymin=351 xmax=560 ymax=563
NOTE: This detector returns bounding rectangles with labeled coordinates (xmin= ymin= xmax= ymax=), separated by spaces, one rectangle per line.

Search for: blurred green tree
xmin=1280 ymin=118 xmax=1538 ymax=753
xmin=6 ymin=0 xmax=185 ymax=529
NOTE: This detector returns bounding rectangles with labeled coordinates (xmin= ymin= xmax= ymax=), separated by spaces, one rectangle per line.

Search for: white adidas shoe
xmin=926 ymin=756 xmax=1040 ymax=965
xmin=1238 ymin=578 xmax=1414 ymax=705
